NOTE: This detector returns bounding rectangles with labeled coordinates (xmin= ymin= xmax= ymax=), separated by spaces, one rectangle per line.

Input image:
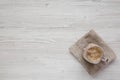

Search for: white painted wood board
xmin=0 ymin=0 xmax=120 ymax=80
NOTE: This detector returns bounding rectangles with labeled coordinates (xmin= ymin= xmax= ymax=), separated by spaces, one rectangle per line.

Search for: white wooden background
xmin=0 ymin=0 xmax=120 ymax=80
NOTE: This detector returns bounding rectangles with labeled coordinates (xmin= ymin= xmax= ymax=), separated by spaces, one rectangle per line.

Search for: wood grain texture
xmin=0 ymin=0 xmax=120 ymax=80
xmin=69 ymin=30 xmax=116 ymax=75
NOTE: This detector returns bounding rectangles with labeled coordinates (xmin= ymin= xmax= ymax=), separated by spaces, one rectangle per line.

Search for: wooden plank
xmin=0 ymin=0 xmax=119 ymax=80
